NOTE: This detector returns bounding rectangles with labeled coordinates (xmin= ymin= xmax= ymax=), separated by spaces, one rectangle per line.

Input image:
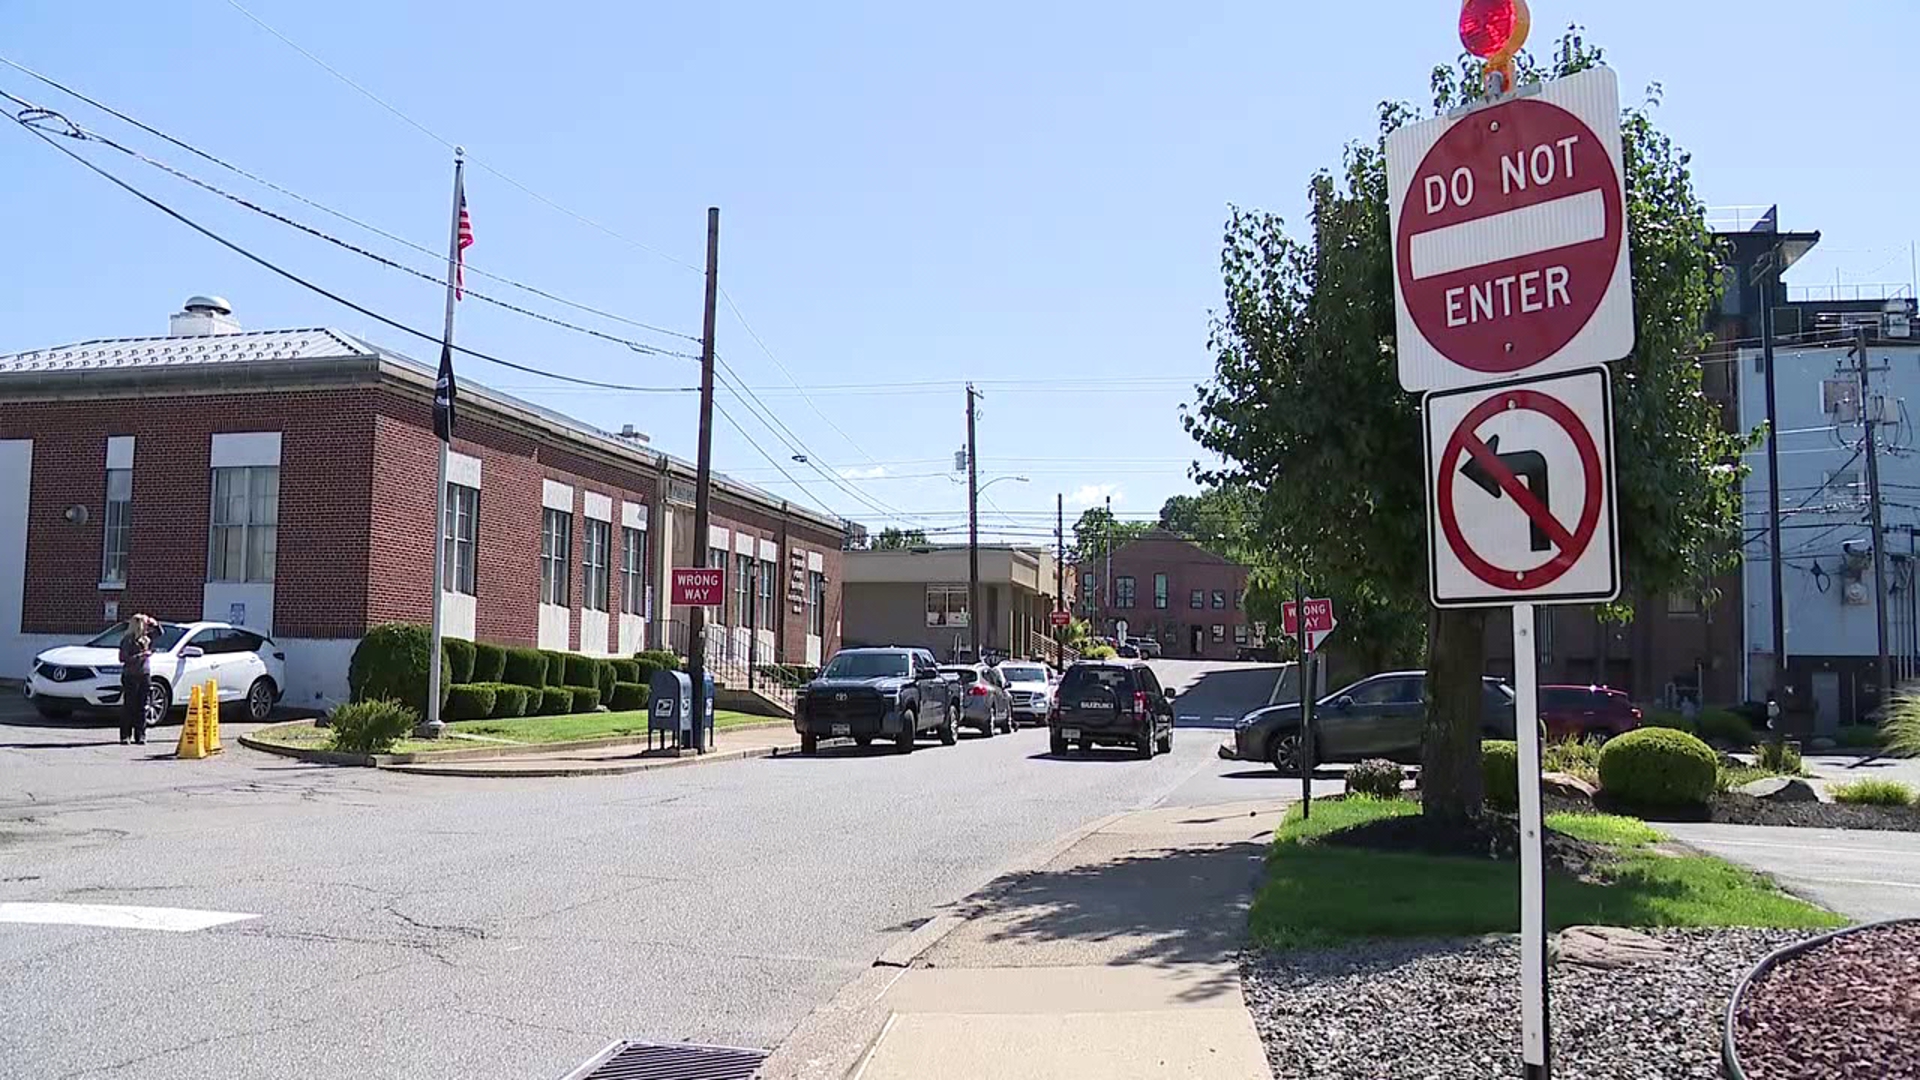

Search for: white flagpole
xmin=420 ymin=149 xmax=464 ymax=739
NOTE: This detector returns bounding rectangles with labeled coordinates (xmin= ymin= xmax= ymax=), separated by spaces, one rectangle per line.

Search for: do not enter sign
xmin=1389 ymin=66 xmax=1633 ymax=392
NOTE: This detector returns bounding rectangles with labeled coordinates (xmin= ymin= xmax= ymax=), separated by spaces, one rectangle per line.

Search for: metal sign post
xmin=1512 ymin=601 xmax=1548 ymax=1077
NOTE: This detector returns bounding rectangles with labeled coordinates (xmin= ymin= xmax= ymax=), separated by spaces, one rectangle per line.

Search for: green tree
xmin=1069 ymin=506 xmax=1149 ymax=565
xmin=1185 ymin=31 xmax=1742 ymax=824
xmin=871 ymin=527 xmax=928 ymax=550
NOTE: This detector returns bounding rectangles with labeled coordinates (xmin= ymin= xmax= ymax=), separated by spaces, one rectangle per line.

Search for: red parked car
xmin=1538 ymin=685 xmax=1642 ymax=742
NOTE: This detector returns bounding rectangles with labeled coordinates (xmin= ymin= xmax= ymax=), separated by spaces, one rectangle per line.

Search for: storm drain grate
xmin=563 ymin=1040 xmax=768 ymax=1080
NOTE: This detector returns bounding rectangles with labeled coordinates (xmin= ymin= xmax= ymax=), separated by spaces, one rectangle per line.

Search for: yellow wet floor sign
xmin=176 ymin=684 xmax=207 ymax=759
xmin=201 ymin=680 xmax=222 ymax=754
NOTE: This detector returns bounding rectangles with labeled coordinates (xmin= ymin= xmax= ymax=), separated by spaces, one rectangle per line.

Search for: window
xmin=1667 ymin=591 xmax=1699 ymax=616
xmin=442 ymin=483 xmax=478 ymax=595
xmin=1190 ymin=589 xmax=1204 ymax=609
xmin=1211 ymin=624 xmax=1225 ymax=642
xmin=209 ymin=466 xmax=278 ymax=583
xmin=1115 ymin=575 xmax=1136 ymax=609
xmin=1211 ymin=589 xmax=1226 ymax=609
xmin=759 ymin=559 xmax=776 ymax=627
xmin=102 ymin=468 xmax=131 ymax=587
xmin=1153 ymin=573 xmax=1168 ymax=609
xmin=1234 ymin=589 xmax=1245 ymax=610
xmin=582 ymin=519 xmax=611 ymax=611
xmin=1348 ymin=676 xmax=1422 ymax=705
xmin=1234 ymin=624 xmax=1249 ymax=646
xmin=735 ymin=553 xmax=755 ymax=626
xmin=808 ymin=570 xmax=826 ymax=636
xmin=540 ymin=507 xmax=572 ymax=606
xmin=621 ymin=527 xmax=646 ymax=615
xmin=707 ymin=547 xmax=729 ymax=622
xmin=926 ymin=584 xmax=969 ymax=627
xmin=1082 ymin=572 xmax=1096 ymax=603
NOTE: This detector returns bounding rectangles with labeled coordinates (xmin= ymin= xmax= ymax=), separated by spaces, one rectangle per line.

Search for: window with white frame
xmin=808 ymin=569 xmax=826 ymax=636
xmin=926 ymin=584 xmax=969 ymax=627
xmin=1211 ymin=624 xmax=1226 ymax=643
xmin=582 ymin=519 xmax=611 ymax=611
xmin=1234 ymin=624 xmax=1249 ymax=646
xmin=540 ymin=508 xmax=572 ymax=606
xmin=1115 ymin=576 xmax=1136 ymax=609
xmin=735 ymin=552 xmax=755 ymax=626
xmin=442 ymin=483 xmax=478 ymax=595
xmin=621 ymin=526 xmax=646 ymax=615
xmin=1190 ymin=589 xmax=1204 ymax=609
xmin=759 ymin=559 xmax=776 ymax=627
xmin=209 ymin=466 xmax=279 ymax=583
xmin=707 ymin=547 xmax=730 ymax=623
xmin=102 ymin=468 xmax=132 ymax=587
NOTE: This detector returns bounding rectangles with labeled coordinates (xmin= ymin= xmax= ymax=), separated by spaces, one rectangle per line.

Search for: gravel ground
xmin=1734 ymin=920 xmax=1920 ymax=1079
xmin=1241 ymin=928 xmax=1816 ymax=1080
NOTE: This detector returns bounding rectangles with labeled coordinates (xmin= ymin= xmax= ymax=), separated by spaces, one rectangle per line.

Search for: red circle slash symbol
xmin=1437 ymin=390 xmax=1602 ymax=591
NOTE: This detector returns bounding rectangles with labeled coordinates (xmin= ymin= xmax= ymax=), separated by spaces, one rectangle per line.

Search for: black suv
xmin=1048 ymin=660 xmax=1176 ymax=759
xmin=795 ymin=647 xmax=958 ymax=754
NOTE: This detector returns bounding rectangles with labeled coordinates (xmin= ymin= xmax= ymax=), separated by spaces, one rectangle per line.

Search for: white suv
xmin=26 ymin=621 xmax=288 ymax=725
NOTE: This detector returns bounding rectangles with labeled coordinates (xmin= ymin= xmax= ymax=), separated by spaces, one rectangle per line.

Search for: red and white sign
xmin=670 ymin=566 xmax=727 ymax=607
xmin=1424 ymin=367 xmax=1619 ymax=607
xmin=1049 ymin=609 xmax=1073 ymax=628
xmin=1282 ymin=598 xmax=1339 ymax=652
xmin=1388 ymin=66 xmax=1633 ymax=391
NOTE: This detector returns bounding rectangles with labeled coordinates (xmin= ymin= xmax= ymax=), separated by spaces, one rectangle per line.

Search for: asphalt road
xmin=0 ymin=661 xmax=1294 ymax=1080
xmin=1661 ymin=822 xmax=1920 ymax=923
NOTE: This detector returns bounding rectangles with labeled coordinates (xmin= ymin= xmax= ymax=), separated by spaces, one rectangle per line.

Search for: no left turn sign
xmin=1424 ymin=367 xmax=1619 ymax=608
xmin=1389 ymin=66 xmax=1634 ymax=391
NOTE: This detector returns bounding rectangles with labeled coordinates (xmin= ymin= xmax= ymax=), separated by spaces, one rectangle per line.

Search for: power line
xmin=710 ymin=360 xmax=912 ymax=522
xmin=711 ymin=401 xmax=837 ymax=519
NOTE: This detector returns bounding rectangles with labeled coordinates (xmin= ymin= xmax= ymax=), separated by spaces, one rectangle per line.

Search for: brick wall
xmin=1076 ymin=534 xmax=1251 ymax=660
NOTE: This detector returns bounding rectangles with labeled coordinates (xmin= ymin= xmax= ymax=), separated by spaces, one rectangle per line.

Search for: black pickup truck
xmin=794 ymin=647 xmax=959 ymax=754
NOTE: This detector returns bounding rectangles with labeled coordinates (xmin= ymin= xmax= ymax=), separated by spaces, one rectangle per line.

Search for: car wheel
xmin=939 ymin=712 xmax=958 ymax=746
xmin=1049 ymin=731 xmax=1068 ymax=756
xmin=33 ymin=700 xmax=73 ymax=720
xmin=145 ymin=679 xmax=172 ymax=729
xmin=1135 ymin=731 xmax=1154 ymax=760
xmin=246 ymin=678 xmax=275 ymax=723
xmin=854 ymin=735 xmax=873 ymax=748
xmin=1268 ymin=730 xmax=1303 ymax=774
xmin=895 ymin=709 xmax=916 ymax=754
xmin=1157 ymin=728 xmax=1173 ymax=754
xmin=982 ymin=710 xmax=996 ymax=738
xmin=801 ymin=733 xmax=819 ymax=755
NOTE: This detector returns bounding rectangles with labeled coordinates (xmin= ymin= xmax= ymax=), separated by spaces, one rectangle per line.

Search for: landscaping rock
xmin=1541 ymin=771 xmax=1598 ymax=803
xmin=1555 ymin=925 xmax=1675 ymax=970
xmin=1738 ymin=776 xmax=1824 ymax=803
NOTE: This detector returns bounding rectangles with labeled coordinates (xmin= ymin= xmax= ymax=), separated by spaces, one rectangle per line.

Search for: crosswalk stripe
xmin=0 ymin=901 xmax=259 ymax=933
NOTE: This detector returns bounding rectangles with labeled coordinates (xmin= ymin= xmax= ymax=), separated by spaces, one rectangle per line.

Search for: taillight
xmin=1630 ymin=707 xmax=1643 ymax=721
xmin=1133 ymin=691 xmax=1149 ymax=719
xmin=968 ymin=685 xmax=989 ymax=697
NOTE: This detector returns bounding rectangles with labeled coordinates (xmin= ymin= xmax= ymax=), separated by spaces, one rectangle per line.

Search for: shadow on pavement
xmin=1166 ymin=667 xmax=1291 ymax=730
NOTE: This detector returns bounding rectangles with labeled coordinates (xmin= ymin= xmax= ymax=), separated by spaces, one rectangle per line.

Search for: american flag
xmin=455 ymin=177 xmax=474 ymax=300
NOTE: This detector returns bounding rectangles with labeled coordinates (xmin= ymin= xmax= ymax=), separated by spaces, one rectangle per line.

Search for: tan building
xmin=841 ymin=544 xmax=1070 ymax=662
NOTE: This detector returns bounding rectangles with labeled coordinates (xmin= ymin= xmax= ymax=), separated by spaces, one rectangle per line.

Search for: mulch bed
xmin=1615 ymin=794 xmax=1920 ymax=832
xmin=1732 ymin=920 xmax=1920 ymax=1079
xmin=1317 ymin=806 xmax=1612 ymax=880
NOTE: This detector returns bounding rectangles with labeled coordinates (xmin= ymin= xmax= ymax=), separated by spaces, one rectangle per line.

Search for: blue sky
xmin=4 ymin=1 xmax=1915 ymax=545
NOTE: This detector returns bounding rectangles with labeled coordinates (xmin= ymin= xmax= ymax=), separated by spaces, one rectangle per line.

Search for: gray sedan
xmin=1220 ymin=670 xmax=1517 ymax=773
xmin=939 ymin=664 xmax=1015 ymax=736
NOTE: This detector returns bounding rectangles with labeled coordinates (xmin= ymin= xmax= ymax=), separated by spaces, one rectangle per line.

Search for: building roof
xmin=0 ymin=323 xmax=851 ymax=536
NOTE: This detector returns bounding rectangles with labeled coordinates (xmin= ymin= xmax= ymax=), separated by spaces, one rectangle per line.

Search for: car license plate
xmin=831 ymin=723 xmax=850 ymax=736
xmin=1062 ymin=728 xmax=1081 ymax=740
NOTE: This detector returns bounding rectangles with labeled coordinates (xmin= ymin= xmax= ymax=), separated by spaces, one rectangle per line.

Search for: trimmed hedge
xmin=547 ymin=651 xmax=583 ymax=688
xmin=596 ymin=659 xmax=616 ymax=702
xmin=471 ymin=642 xmax=508 ymax=684
xmin=610 ymin=681 xmax=647 ymax=711
xmin=634 ymin=649 xmax=682 ymax=672
xmin=610 ymin=658 xmax=642 ymax=684
xmin=446 ymin=683 xmax=498 ymax=721
xmin=1597 ymin=727 xmax=1719 ymax=808
xmin=328 ymin=698 xmax=418 ymax=754
xmin=570 ymin=685 xmax=603 ymax=713
xmin=539 ymin=687 xmax=575 ymax=716
xmin=561 ymin=653 xmax=597 ymax=690
xmin=488 ymin=683 xmax=534 ymax=719
xmin=1482 ymin=740 xmax=1519 ymax=812
xmin=348 ymin=623 xmax=451 ymax=717
xmin=1697 ymin=708 xmax=1753 ymax=746
xmin=504 ymin=647 xmax=548 ymax=689
xmin=443 ymin=638 xmax=477 ymax=685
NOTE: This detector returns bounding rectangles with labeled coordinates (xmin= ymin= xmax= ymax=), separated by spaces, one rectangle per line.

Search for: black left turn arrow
xmin=1461 ymin=435 xmax=1552 ymax=553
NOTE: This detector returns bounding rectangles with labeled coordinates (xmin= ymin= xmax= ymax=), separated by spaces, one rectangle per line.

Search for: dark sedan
xmin=1219 ymin=670 xmax=1516 ymax=773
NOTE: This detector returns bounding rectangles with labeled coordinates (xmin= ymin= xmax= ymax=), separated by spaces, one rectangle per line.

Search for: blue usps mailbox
xmin=647 ymin=668 xmax=716 ymax=750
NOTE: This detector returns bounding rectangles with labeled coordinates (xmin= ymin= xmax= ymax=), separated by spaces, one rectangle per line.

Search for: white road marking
xmin=1775 ymin=875 xmax=1920 ymax=891
xmin=1409 ymin=188 xmax=1607 ymax=279
xmin=1213 ymin=716 xmax=1237 ymax=725
xmin=1681 ymin=837 xmax=1920 ymax=859
xmin=0 ymin=901 xmax=259 ymax=933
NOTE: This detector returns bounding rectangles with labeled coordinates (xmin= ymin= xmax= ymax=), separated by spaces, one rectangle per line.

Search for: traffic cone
xmin=202 ymin=679 xmax=222 ymax=754
xmin=176 ymin=685 xmax=206 ymax=760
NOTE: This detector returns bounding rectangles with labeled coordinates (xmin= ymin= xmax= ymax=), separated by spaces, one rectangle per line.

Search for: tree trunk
xmin=1422 ymin=606 xmax=1489 ymax=825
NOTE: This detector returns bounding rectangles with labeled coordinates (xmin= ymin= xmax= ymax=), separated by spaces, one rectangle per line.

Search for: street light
xmin=978 ymin=475 xmax=1030 ymax=494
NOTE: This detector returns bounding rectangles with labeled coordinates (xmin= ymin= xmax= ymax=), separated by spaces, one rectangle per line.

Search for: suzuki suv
xmin=1048 ymin=660 xmax=1175 ymax=759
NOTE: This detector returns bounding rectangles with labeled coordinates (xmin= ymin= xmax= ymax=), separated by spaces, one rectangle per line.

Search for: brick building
xmin=0 ymin=298 xmax=850 ymax=707
xmin=1075 ymin=530 xmax=1253 ymax=659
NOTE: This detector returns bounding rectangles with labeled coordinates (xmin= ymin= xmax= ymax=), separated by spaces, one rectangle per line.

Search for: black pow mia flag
xmin=434 ymin=342 xmax=456 ymax=442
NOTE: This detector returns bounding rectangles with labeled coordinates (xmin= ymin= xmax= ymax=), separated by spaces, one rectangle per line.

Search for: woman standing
xmin=118 ymin=615 xmax=154 ymax=745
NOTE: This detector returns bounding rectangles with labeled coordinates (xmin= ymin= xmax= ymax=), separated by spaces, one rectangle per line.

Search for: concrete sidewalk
xmin=1663 ymin=821 xmax=1920 ymax=922
xmin=374 ymin=722 xmax=807 ymax=778
xmin=762 ymin=798 xmax=1289 ymax=1080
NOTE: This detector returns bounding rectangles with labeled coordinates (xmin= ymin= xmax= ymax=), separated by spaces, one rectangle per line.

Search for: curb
xmin=236 ymin=719 xmax=796 ymax=772
xmin=379 ymin=742 xmax=794 ymax=778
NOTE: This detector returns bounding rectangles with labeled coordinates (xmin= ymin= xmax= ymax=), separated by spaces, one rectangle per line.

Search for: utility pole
xmin=1104 ymin=493 xmax=1113 ymax=636
xmin=1859 ymin=326 xmax=1893 ymax=713
xmin=687 ymin=207 xmax=720 ymax=753
xmin=1759 ymin=253 xmax=1789 ymax=706
xmin=966 ymin=384 xmax=981 ymax=662
xmin=1056 ymin=492 xmax=1066 ymax=663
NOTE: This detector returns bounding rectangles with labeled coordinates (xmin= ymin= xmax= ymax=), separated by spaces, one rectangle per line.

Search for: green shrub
xmin=1641 ymin=710 xmax=1695 ymax=733
xmin=539 ymin=687 xmax=575 ymax=716
xmin=610 ymin=681 xmax=648 ymax=711
xmin=446 ymin=683 xmax=497 ymax=721
xmin=634 ymin=649 xmax=682 ymax=672
xmin=1837 ymin=724 xmax=1887 ymax=749
xmin=1482 ymin=740 xmax=1519 ymax=811
xmin=1829 ymin=778 xmax=1916 ymax=807
xmin=570 ymin=685 xmax=602 ymax=713
xmin=1084 ymin=644 xmax=1118 ymax=660
xmin=327 ymin=698 xmax=418 ymax=754
xmin=560 ymin=653 xmax=597 ymax=689
xmin=610 ymin=658 xmax=641 ymax=684
xmin=347 ymin=623 xmax=450 ymax=717
xmin=1884 ymin=688 xmax=1920 ymax=758
xmin=471 ymin=642 xmax=507 ymax=684
xmin=542 ymin=651 xmax=572 ymax=689
xmin=443 ymin=638 xmax=477 ymax=685
xmin=1754 ymin=738 xmax=1804 ymax=776
xmin=1345 ymin=759 xmax=1404 ymax=800
xmin=489 ymin=684 xmax=533 ymax=719
xmin=1697 ymin=708 xmax=1753 ymax=746
xmin=1543 ymin=736 xmax=1603 ymax=784
xmin=1597 ymin=728 xmax=1719 ymax=808
xmin=596 ymin=659 xmax=616 ymax=702
xmin=503 ymin=647 xmax=548 ymax=689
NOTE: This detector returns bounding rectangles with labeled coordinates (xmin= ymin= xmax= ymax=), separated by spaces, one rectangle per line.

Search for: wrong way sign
xmin=1281 ymin=598 xmax=1338 ymax=652
xmin=1389 ymin=66 xmax=1633 ymax=391
xmin=1424 ymin=367 xmax=1619 ymax=607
